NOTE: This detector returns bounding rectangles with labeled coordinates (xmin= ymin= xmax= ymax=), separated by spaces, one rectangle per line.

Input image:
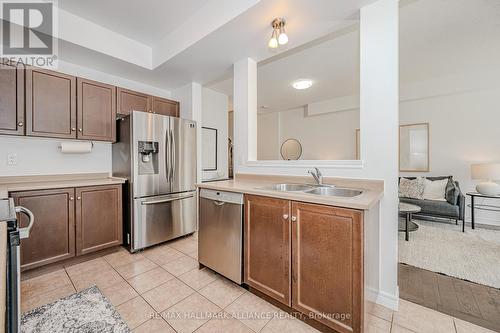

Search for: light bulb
xmin=268 ymin=37 xmax=278 ymax=49
xmin=278 ymin=32 xmax=288 ymax=45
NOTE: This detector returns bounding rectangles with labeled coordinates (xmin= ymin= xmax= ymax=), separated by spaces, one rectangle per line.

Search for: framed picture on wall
xmin=202 ymin=127 xmax=218 ymax=171
xmin=399 ymin=123 xmax=430 ymax=172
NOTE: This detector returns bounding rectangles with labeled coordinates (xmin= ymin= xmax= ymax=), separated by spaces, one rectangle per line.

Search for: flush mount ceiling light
xmin=292 ymin=79 xmax=313 ymax=90
xmin=268 ymin=18 xmax=288 ymax=49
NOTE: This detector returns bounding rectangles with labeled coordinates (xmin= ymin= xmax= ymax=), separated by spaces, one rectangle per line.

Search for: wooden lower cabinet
xmin=11 ymin=184 xmax=123 ymax=270
xmin=244 ymin=195 xmax=291 ymax=305
xmin=292 ymin=202 xmax=363 ymax=333
xmin=76 ymin=185 xmax=122 ymax=255
xmin=244 ymin=195 xmax=364 ymax=333
xmin=11 ymin=188 xmax=76 ymax=271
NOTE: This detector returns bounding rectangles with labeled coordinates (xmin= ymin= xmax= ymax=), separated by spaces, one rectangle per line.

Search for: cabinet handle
xmin=69 ymin=197 xmax=74 ymax=201
xmin=283 ymin=214 xmax=289 ymax=220
xmin=71 ymin=127 xmax=76 ymax=131
xmin=17 ymin=121 xmax=23 ymax=127
xmin=291 ymin=216 xmax=297 ymax=222
xmin=78 ymin=128 xmax=82 ymax=132
xmin=148 ymin=110 xmax=152 ymax=113
xmin=77 ymin=196 xmax=81 ymax=200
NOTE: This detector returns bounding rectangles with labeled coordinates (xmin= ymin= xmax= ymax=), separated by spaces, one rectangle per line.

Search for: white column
xmin=172 ymin=82 xmax=203 ymax=183
xmin=360 ymin=0 xmax=399 ymax=309
xmin=233 ymin=58 xmax=257 ymax=173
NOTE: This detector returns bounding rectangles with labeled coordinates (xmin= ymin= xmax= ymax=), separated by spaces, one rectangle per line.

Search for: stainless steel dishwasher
xmin=199 ymin=189 xmax=243 ymax=284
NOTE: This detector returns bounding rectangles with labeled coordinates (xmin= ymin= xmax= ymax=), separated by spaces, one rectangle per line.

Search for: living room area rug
xmin=21 ymin=286 xmax=130 ymax=333
xmin=399 ymin=219 xmax=500 ymax=289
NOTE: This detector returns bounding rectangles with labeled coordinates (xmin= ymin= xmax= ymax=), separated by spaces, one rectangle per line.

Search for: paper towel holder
xmin=57 ymin=141 xmax=94 ymax=154
xmin=57 ymin=141 xmax=94 ymax=149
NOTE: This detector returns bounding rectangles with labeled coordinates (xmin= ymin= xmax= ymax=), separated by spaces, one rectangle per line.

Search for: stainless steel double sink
xmin=258 ymin=183 xmax=363 ymax=197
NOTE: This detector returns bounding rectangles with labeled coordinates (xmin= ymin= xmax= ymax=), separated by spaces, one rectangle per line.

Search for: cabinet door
xmin=291 ymin=202 xmax=363 ymax=333
xmin=77 ymin=78 xmax=116 ymax=141
xmin=75 ymin=185 xmax=122 ymax=256
xmin=0 ymin=61 xmax=24 ymax=135
xmin=26 ymin=67 xmax=77 ymax=138
xmin=116 ymin=87 xmax=151 ymax=116
xmin=151 ymin=96 xmax=179 ymax=117
xmin=244 ymin=195 xmax=291 ymax=305
xmin=11 ymin=188 xmax=76 ymax=270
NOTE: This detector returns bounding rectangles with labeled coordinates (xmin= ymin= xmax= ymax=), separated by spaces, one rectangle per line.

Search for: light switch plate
xmin=7 ymin=153 xmax=17 ymax=165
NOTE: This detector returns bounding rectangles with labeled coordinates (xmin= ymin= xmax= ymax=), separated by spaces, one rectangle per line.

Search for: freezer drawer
xmin=198 ymin=189 xmax=243 ymax=284
xmin=132 ymin=192 xmax=196 ymax=251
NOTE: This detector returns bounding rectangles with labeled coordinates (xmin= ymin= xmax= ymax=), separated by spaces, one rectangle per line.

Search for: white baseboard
xmin=365 ymin=286 xmax=399 ymax=311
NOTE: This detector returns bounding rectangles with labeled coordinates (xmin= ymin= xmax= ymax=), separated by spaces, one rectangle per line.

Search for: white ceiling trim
xmin=54 ymin=1 xmax=263 ymax=70
xmin=58 ymin=8 xmax=153 ymax=69
xmin=152 ymin=0 xmax=263 ymax=68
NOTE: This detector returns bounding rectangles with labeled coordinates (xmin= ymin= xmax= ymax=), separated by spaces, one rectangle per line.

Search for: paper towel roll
xmin=60 ymin=141 xmax=93 ymax=154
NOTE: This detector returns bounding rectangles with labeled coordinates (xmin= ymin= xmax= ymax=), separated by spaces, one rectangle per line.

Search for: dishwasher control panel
xmin=199 ymin=189 xmax=243 ymax=205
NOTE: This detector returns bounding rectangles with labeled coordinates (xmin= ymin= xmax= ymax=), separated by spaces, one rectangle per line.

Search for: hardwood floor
xmin=399 ymin=263 xmax=500 ymax=332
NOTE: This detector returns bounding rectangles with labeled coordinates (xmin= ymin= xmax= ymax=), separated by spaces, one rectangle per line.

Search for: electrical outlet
xmin=7 ymin=153 xmax=17 ymax=165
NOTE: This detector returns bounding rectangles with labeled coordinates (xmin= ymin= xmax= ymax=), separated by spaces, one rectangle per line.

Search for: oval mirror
xmin=280 ymin=139 xmax=302 ymax=160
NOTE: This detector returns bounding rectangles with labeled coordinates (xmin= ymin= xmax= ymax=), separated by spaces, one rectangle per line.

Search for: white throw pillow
xmin=399 ymin=177 xmax=425 ymax=199
xmin=422 ymin=178 xmax=448 ymax=201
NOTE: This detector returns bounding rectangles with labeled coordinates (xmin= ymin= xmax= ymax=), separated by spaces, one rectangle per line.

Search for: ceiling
xmin=59 ymin=0 xmax=208 ymax=47
xmin=4 ymin=0 xmax=378 ymax=91
xmin=209 ymin=25 xmax=360 ymax=113
xmin=208 ymin=0 xmax=500 ymax=112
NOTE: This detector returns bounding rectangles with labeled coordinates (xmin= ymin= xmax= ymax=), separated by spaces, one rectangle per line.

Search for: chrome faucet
xmin=308 ymin=167 xmax=323 ymax=185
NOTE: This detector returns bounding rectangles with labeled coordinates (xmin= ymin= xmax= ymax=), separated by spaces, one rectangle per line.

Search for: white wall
xmin=0 ymin=136 xmax=111 ymax=176
xmin=233 ymin=0 xmax=400 ymax=309
xmin=257 ymin=112 xmax=280 ymax=160
xmin=0 ymin=60 xmax=173 ymax=177
xmin=201 ymin=87 xmax=229 ymax=180
xmin=257 ymin=108 xmax=359 ymax=160
xmin=400 ymin=84 xmax=500 ymax=227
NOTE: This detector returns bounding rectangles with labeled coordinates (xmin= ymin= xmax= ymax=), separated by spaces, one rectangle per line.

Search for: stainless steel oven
xmin=0 ymin=198 xmax=34 ymax=333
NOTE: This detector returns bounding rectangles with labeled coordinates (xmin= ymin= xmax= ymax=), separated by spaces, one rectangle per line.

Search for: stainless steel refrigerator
xmin=113 ymin=111 xmax=197 ymax=252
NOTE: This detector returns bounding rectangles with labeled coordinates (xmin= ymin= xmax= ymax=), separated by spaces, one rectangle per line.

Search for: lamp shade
xmin=471 ymin=163 xmax=500 ymax=180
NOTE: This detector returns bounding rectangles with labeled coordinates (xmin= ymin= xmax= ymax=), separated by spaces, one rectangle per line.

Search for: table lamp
xmin=471 ymin=163 xmax=500 ymax=195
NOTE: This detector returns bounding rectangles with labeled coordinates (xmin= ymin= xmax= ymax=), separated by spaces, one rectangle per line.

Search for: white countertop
xmin=0 ymin=173 xmax=126 ymax=199
xmin=197 ymin=174 xmax=384 ymax=210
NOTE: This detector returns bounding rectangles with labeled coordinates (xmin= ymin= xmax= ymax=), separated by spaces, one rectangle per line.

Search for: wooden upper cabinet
xmin=244 ymin=195 xmax=291 ymax=306
xmin=116 ymin=87 xmax=151 ymax=116
xmin=75 ymin=185 xmax=122 ymax=256
xmin=0 ymin=61 xmax=24 ymax=135
xmin=11 ymin=188 xmax=76 ymax=271
xmin=26 ymin=67 xmax=77 ymax=139
xmin=77 ymin=78 xmax=116 ymax=142
xmin=291 ymin=202 xmax=363 ymax=333
xmin=151 ymin=96 xmax=179 ymax=117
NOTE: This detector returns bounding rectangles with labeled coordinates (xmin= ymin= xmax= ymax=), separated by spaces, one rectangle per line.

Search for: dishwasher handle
xmin=213 ymin=200 xmax=226 ymax=206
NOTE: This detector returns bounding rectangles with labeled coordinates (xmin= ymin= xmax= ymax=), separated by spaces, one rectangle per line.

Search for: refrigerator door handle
xmin=166 ymin=127 xmax=171 ymax=185
xmin=141 ymin=193 xmax=195 ymax=205
xmin=15 ymin=206 xmax=34 ymax=239
xmin=170 ymin=129 xmax=175 ymax=183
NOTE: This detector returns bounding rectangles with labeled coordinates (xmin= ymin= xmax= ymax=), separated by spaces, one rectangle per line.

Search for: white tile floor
xmin=21 ymin=233 xmax=496 ymax=333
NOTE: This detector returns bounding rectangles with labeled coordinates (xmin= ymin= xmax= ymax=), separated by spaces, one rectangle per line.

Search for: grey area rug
xmin=399 ymin=219 xmax=500 ymax=288
xmin=21 ymin=286 xmax=130 ymax=333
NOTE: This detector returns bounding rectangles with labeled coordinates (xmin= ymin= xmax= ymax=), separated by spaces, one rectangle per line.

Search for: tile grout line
xmin=63 ymin=267 xmax=78 ymax=293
